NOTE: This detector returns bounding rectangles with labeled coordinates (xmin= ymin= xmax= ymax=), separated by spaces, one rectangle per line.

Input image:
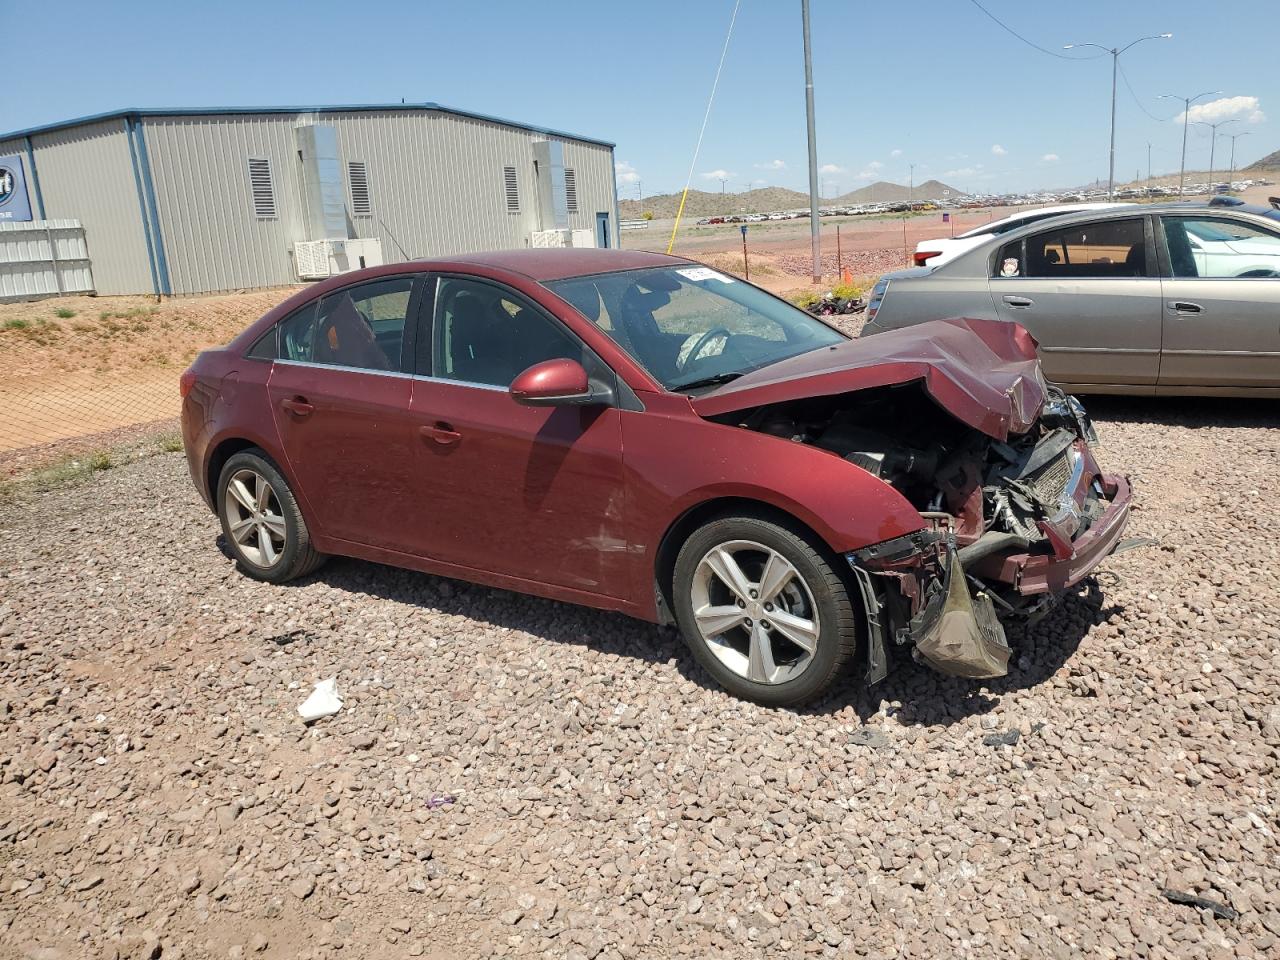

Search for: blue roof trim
xmin=0 ymin=103 xmax=615 ymax=149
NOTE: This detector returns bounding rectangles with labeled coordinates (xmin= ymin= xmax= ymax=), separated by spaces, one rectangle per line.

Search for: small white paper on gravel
xmin=298 ymin=677 xmax=343 ymax=723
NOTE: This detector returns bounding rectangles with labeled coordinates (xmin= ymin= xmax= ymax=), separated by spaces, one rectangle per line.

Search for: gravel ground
xmin=1 ymin=399 xmax=1278 ymax=960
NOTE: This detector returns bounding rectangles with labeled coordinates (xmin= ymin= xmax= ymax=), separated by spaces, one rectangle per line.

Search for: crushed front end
xmin=847 ymin=387 xmax=1131 ymax=683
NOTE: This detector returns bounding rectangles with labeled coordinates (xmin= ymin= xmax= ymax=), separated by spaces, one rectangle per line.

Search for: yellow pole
xmin=666 ymin=188 xmax=692 ymax=254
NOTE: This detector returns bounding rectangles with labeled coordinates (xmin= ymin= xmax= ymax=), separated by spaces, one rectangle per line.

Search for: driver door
xmin=406 ymin=275 xmax=631 ymax=595
xmin=1156 ymin=214 xmax=1280 ymax=390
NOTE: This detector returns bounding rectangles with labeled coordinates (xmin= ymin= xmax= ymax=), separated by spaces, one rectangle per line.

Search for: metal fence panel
xmin=0 ymin=219 xmax=94 ymax=301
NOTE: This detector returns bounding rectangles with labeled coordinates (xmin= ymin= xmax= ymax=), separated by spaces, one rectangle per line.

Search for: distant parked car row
xmin=866 ymin=198 xmax=1280 ymax=396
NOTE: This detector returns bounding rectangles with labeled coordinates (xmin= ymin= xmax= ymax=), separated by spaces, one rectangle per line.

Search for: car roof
xmin=413 ymin=248 xmax=689 ymax=281
xmin=959 ymin=201 xmax=1279 ymax=251
xmin=967 ymin=201 xmax=1129 ymax=230
xmin=898 ymin=201 xmax=1280 ymax=280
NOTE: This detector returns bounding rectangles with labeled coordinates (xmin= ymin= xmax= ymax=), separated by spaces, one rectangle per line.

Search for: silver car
xmin=863 ymin=202 xmax=1280 ymax=396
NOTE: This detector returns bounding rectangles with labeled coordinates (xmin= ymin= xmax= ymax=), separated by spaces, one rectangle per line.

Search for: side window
xmin=994 ymin=239 xmax=1023 ymax=277
xmin=433 ymin=277 xmax=584 ymax=387
xmin=1162 ymin=217 xmax=1280 ymax=279
xmin=1021 ymin=217 xmax=1148 ymax=279
xmin=279 ymin=302 xmax=319 ymax=361
xmin=245 ymin=326 xmax=276 ymax=360
xmin=310 ymin=277 xmax=414 ymax=371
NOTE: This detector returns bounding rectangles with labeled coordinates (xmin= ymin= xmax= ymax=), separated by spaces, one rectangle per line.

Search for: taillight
xmin=913 ymin=251 xmax=939 ymax=266
xmin=179 ymin=368 xmax=197 ymax=398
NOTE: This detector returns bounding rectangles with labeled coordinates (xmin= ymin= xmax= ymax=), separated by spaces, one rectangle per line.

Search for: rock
xmin=289 ymin=877 xmax=315 ymax=900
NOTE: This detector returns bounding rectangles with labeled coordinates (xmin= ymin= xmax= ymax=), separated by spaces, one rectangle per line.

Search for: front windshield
xmin=546 ymin=266 xmax=846 ymax=391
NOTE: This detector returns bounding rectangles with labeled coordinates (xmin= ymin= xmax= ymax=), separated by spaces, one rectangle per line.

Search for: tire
xmin=216 ymin=448 xmax=326 ymax=583
xmin=672 ymin=514 xmax=859 ymax=706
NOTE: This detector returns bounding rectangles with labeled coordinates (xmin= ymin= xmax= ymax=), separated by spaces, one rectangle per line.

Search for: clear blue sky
xmin=6 ymin=0 xmax=1276 ymax=197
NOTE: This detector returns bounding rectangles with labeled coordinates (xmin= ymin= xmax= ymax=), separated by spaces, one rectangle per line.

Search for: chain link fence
xmin=0 ymin=288 xmax=296 ymax=473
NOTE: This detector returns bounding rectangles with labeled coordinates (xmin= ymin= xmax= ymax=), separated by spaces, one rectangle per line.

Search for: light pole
xmin=1158 ymin=90 xmax=1221 ymax=196
xmin=1064 ymin=33 xmax=1172 ymax=199
xmin=1224 ymin=130 xmax=1251 ymax=185
xmin=1196 ymin=118 xmax=1239 ymax=192
xmin=801 ymin=0 xmax=821 ymax=282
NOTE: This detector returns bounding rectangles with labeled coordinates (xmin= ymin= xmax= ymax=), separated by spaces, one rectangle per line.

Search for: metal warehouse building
xmin=0 ymin=103 xmax=619 ymax=298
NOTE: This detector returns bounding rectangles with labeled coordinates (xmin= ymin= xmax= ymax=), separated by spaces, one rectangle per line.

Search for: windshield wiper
xmin=669 ymin=371 xmax=746 ymax=392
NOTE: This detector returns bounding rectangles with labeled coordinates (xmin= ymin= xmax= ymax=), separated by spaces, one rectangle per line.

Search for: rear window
xmin=994 ymin=217 xmax=1149 ymax=279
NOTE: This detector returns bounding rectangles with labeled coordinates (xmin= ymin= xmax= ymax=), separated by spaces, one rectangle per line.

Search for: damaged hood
xmin=691 ymin=317 xmax=1047 ymax=440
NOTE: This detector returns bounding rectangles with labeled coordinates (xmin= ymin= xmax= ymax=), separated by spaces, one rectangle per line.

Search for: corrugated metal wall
xmin=141 ymin=115 xmax=308 ymax=295
xmin=143 ymin=110 xmax=616 ymax=293
xmin=4 ymin=121 xmax=154 ymax=295
xmin=2 ymin=110 xmax=616 ymax=297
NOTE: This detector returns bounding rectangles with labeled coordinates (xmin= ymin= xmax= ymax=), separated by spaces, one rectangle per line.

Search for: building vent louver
xmin=348 ymin=161 xmax=371 ymax=216
xmin=248 ymin=158 xmax=276 ymax=218
xmin=565 ymin=168 xmax=578 ymax=213
xmin=503 ymin=165 xmax=520 ymax=212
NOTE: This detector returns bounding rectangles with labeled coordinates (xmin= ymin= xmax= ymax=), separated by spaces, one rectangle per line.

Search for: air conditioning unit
xmin=531 ymin=229 xmax=572 ymax=249
xmin=293 ymin=238 xmax=385 ymax=280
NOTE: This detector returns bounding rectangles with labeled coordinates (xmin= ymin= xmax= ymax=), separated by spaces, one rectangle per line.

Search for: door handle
xmin=1168 ymin=300 xmax=1203 ymax=314
xmin=280 ymin=397 xmax=314 ymax=417
xmin=1002 ymin=295 xmax=1034 ymax=308
xmin=421 ymin=422 xmax=462 ymax=446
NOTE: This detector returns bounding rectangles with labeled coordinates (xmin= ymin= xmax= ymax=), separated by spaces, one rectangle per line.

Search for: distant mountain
xmin=833 ymin=179 xmax=966 ymax=204
xmin=617 ymin=179 xmax=967 ymax=219
xmin=1244 ymin=149 xmax=1280 ymax=171
xmin=619 ymin=186 xmax=813 ymax=220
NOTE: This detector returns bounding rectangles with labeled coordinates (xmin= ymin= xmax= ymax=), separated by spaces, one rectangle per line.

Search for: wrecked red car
xmin=181 ymin=249 xmax=1131 ymax=706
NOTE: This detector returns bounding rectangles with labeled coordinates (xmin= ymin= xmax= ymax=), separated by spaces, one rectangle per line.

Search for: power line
xmin=966 ymin=0 xmax=1105 ymax=61
xmin=666 ymin=0 xmax=742 ymax=253
xmin=1117 ymin=61 xmax=1178 ymax=122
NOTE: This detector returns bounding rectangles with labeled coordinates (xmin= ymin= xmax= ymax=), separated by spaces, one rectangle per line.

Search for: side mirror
xmin=510 ymin=359 xmax=609 ymax=407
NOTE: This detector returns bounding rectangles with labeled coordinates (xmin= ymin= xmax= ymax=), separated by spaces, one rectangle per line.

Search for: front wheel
xmin=672 ymin=515 xmax=858 ymax=706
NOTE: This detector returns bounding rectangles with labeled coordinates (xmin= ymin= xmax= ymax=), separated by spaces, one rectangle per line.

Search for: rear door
xmin=267 ymin=275 xmax=425 ymax=552
xmin=1155 ymin=214 xmax=1280 ymax=390
xmin=988 ymin=216 xmax=1161 ymax=389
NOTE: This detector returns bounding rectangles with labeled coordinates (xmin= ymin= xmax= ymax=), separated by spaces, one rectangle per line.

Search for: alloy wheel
xmin=689 ymin=539 xmax=820 ymax=684
xmin=223 ymin=468 xmax=287 ymax=567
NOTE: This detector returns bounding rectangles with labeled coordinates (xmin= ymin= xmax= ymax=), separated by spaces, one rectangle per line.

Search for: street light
xmin=1195 ymin=118 xmax=1239 ymax=192
xmin=1223 ymin=130 xmax=1252 ymax=185
xmin=1063 ymin=33 xmax=1172 ymax=199
xmin=1158 ymin=90 xmax=1221 ymax=196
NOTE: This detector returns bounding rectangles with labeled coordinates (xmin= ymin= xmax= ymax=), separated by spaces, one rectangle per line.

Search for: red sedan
xmin=181 ymin=249 xmax=1131 ymax=705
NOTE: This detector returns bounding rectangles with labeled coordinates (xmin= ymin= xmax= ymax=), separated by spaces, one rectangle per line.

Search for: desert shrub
xmin=55 ymin=308 xmax=76 ymax=319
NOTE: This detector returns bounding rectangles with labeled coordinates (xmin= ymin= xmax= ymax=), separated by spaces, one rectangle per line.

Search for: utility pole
xmin=1147 ymin=141 xmax=1152 ymax=186
xmin=719 ymin=177 xmax=728 ymax=196
xmin=1064 ymin=33 xmax=1171 ymax=198
xmin=1225 ymin=131 xmax=1251 ymax=185
xmin=1159 ymin=90 xmax=1220 ymax=196
xmin=1196 ymin=118 xmax=1238 ymax=191
xmin=902 ymin=163 xmax=915 ymax=264
xmin=801 ymin=0 xmax=821 ymax=283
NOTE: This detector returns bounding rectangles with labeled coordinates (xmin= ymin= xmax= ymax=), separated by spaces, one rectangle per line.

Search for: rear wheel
xmin=672 ymin=515 xmax=858 ymax=706
xmin=217 ymin=449 xmax=326 ymax=583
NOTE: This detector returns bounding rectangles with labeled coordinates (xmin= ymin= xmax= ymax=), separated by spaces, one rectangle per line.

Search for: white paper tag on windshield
xmin=676 ymin=267 xmax=734 ymax=283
